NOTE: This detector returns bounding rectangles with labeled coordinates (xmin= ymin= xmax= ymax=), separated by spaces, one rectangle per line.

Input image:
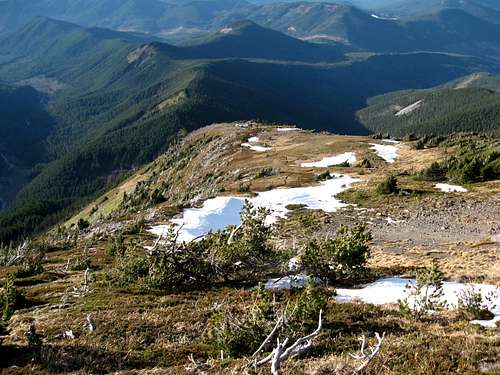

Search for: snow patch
xmin=395 ymin=100 xmax=422 ymax=116
xmin=288 ymin=26 xmax=297 ymax=32
xmin=370 ymin=144 xmax=398 ymax=163
xmin=241 ymin=136 xmax=271 ymax=152
xmin=149 ymin=197 xmax=245 ymax=243
xmin=242 ymin=143 xmax=271 ymax=152
xmin=276 ymin=127 xmax=300 ymax=132
xmin=301 ymin=152 xmax=356 ymax=168
xmin=435 ymin=183 xmax=468 ymax=193
xmin=220 ymin=27 xmax=233 ymax=34
xmin=149 ymin=174 xmax=358 ymax=242
xmin=371 ymin=14 xmax=398 ymax=20
xmin=382 ymin=138 xmax=400 ymax=144
xmin=336 ymin=277 xmax=500 ymax=328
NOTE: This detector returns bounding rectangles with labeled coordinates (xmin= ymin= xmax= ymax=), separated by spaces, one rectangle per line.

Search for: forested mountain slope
xmin=0 ymin=84 xmax=54 ymax=209
xmin=357 ymin=73 xmax=500 ymax=136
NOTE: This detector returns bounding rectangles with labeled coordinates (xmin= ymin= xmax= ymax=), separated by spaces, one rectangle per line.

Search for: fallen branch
xmin=254 ymin=310 xmax=323 ymax=375
xmin=349 ymin=332 xmax=385 ymax=373
xmin=185 ymin=354 xmax=211 ymax=372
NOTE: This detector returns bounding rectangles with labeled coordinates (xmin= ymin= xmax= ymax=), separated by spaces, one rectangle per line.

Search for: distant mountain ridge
xmin=234 ymin=4 xmax=500 ymax=57
xmin=2 ymin=0 xmax=500 ymax=59
xmin=0 ymin=0 xmax=253 ymax=40
xmin=178 ymin=20 xmax=344 ymax=61
xmin=376 ymin=0 xmax=500 ymax=23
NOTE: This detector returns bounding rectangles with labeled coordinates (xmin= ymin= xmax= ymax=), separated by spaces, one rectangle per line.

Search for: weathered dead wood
xmin=252 ymin=310 xmax=323 ymax=375
xmin=349 ymin=332 xmax=385 ymax=373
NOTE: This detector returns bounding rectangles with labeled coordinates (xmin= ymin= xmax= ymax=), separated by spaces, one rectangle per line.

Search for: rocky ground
xmin=307 ymin=189 xmax=500 ymax=283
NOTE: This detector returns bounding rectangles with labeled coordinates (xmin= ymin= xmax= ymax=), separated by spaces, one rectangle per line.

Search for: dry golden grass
xmin=2 ymin=123 xmax=499 ymax=374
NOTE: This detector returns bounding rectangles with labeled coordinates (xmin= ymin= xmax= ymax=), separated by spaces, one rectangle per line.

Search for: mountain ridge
xmin=0 ymin=17 xmax=499 ymax=242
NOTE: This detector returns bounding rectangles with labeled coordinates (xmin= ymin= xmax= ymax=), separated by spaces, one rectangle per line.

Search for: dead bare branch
xmin=86 ymin=314 xmax=96 ymax=332
xmin=252 ymin=310 xmax=323 ymax=375
xmin=186 ymin=353 xmax=211 ymax=372
xmin=227 ymin=224 xmax=242 ymax=245
xmin=349 ymin=332 xmax=385 ymax=373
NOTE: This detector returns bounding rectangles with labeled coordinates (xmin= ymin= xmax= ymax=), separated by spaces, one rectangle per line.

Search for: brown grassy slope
xmin=1 ymin=122 xmax=499 ymax=374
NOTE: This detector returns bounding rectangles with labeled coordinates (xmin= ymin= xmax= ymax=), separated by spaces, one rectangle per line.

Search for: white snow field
xmin=371 ymin=14 xmax=398 ymax=20
xmin=241 ymin=143 xmax=271 ymax=152
xmin=276 ymin=127 xmax=299 ymax=132
xmin=381 ymin=138 xmax=400 ymax=144
xmin=149 ymin=196 xmax=245 ymax=243
xmin=336 ymin=277 xmax=500 ymax=328
xmin=241 ymin=136 xmax=271 ymax=152
xmin=435 ymin=183 xmax=468 ymax=193
xmin=395 ymin=100 xmax=422 ymax=116
xmin=370 ymin=143 xmax=398 ymax=163
xmin=149 ymin=174 xmax=358 ymax=242
xmin=301 ymin=152 xmax=357 ymax=168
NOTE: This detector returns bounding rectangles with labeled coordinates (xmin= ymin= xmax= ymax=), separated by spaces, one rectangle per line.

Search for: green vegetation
xmin=301 ymin=224 xmax=372 ymax=282
xmin=1 ymin=221 xmax=497 ymax=374
xmin=1 ymin=274 xmax=25 ymax=321
xmin=376 ymin=175 xmax=399 ymax=195
xmin=418 ymin=134 xmax=500 ymax=183
xmin=358 ymin=73 xmax=500 ymax=137
xmin=398 ymin=260 xmax=446 ymax=321
xmin=109 ymin=201 xmax=280 ymax=290
xmin=69 ymin=251 xmax=91 ymax=271
xmin=206 ymin=279 xmax=327 ymax=359
xmin=0 ymin=84 xmax=53 ymax=168
xmin=457 ymin=286 xmax=497 ymax=320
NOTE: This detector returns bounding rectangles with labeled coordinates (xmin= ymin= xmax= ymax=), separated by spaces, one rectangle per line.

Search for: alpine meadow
xmin=0 ymin=1 xmax=499 ymax=374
